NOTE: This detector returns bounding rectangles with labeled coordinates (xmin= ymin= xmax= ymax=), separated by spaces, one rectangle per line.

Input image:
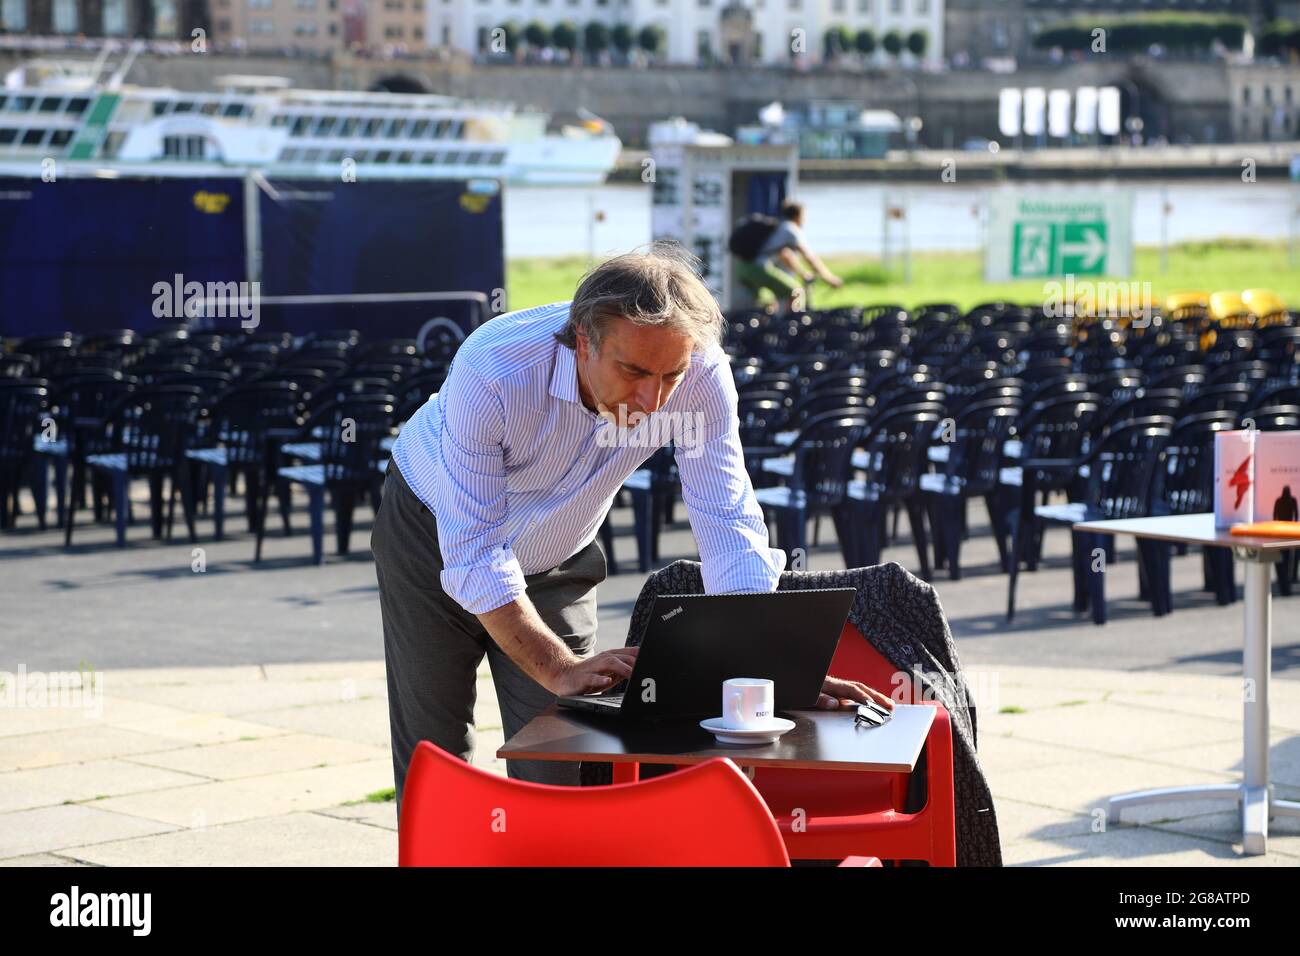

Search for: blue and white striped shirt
xmin=390 ymin=300 xmax=786 ymax=614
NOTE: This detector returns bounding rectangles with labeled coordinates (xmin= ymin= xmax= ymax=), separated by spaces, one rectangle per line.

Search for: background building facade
xmin=431 ymin=0 xmax=945 ymax=67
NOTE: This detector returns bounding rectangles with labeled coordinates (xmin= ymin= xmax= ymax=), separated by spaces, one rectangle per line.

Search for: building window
xmin=250 ymin=18 xmax=274 ymax=34
xmin=857 ymin=0 xmax=867 ymax=10
xmin=52 ymin=0 xmax=77 ymax=33
xmin=787 ymin=0 xmax=800 ymax=9
xmin=249 ymin=0 xmax=272 ymax=8
xmin=296 ymin=0 xmax=316 ymax=8
xmin=697 ymin=28 xmax=710 ymax=57
xmin=152 ymin=0 xmax=178 ymax=35
xmin=832 ymin=0 xmax=844 ymax=10
xmin=917 ymin=0 xmax=928 ymax=12
xmin=889 ymin=0 xmax=900 ymax=12
xmin=1 ymin=0 xmax=27 ymax=31
xmin=102 ymin=0 xmax=127 ymax=34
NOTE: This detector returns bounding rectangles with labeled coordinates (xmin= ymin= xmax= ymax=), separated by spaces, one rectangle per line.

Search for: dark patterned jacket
xmin=580 ymin=560 xmax=1003 ymax=866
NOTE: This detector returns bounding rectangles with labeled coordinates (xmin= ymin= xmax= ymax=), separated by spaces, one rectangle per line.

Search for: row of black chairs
xmin=2 ymin=325 xmax=460 ymax=563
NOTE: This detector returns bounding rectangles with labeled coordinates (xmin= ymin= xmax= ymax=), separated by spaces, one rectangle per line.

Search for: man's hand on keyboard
xmin=550 ymin=647 xmax=639 ymax=697
xmin=816 ymin=675 xmax=895 ymax=712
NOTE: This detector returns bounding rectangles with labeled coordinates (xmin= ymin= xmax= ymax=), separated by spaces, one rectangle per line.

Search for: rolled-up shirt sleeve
xmin=430 ymin=360 xmax=527 ymax=614
xmin=673 ymin=356 xmax=786 ymax=594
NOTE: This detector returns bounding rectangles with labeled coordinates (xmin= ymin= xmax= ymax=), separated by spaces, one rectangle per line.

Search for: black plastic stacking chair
xmin=1182 ymin=382 xmax=1254 ymax=416
xmin=1002 ymin=393 xmax=1103 ymax=620
xmin=620 ymin=444 xmax=680 ymax=573
xmin=1094 ymin=387 xmax=1184 ymax=436
xmin=0 ymin=383 xmax=50 ymax=529
xmin=184 ymin=382 xmax=307 ymax=541
xmin=68 ymin=385 xmax=205 ymax=547
xmin=1241 ymin=405 xmax=1300 ymax=432
xmin=50 ymin=374 xmax=139 ymax=541
xmin=1032 ymin=417 xmax=1175 ymax=625
xmin=260 ymin=396 xmax=394 ymax=564
xmin=840 ymin=403 xmax=945 ymax=578
xmin=1145 ymin=364 xmax=1207 ymax=399
xmin=1150 ymin=412 xmax=1240 ymax=606
xmin=754 ymin=412 xmax=868 ymax=570
xmin=921 ymin=399 xmax=1019 ymax=580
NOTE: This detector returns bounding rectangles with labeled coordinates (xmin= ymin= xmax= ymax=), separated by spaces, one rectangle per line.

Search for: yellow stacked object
xmin=1241 ymin=288 xmax=1287 ymax=326
xmin=1165 ymin=291 xmax=1209 ymax=324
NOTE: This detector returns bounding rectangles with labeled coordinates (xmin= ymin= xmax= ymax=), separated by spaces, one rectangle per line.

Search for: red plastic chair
xmin=751 ymin=622 xmax=958 ymax=866
xmin=399 ymin=740 xmax=882 ymax=867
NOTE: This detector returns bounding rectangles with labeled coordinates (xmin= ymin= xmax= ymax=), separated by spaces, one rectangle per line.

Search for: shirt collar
xmin=549 ymin=342 xmax=584 ymax=406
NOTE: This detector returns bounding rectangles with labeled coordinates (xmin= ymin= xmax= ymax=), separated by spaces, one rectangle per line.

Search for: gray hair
xmin=555 ymin=241 xmax=725 ymax=354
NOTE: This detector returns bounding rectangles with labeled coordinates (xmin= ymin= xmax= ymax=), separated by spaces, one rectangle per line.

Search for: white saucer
xmin=699 ymin=716 xmax=795 ymax=746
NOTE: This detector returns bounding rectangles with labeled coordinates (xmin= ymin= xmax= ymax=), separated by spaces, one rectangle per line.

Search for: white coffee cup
xmin=722 ymin=678 xmax=776 ymax=730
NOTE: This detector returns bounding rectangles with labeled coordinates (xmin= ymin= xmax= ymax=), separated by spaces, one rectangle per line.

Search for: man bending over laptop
xmin=372 ymin=243 xmax=894 ymax=809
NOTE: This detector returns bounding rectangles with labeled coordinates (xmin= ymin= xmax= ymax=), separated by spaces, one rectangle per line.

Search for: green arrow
xmin=1060 ymin=227 xmax=1105 ymax=270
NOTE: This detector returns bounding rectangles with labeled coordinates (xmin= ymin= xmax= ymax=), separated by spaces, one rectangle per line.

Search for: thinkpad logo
xmin=660 ymin=605 xmax=683 ymax=622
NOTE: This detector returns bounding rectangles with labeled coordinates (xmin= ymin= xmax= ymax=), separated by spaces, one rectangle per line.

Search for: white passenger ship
xmin=0 ymin=55 xmax=621 ymax=185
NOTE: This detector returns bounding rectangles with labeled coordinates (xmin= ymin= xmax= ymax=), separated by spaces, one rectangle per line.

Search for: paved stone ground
xmin=1 ymin=485 xmax=1298 ymax=866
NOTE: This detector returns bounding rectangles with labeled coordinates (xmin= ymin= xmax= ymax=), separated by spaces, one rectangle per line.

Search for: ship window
xmin=271 ymin=114 xmax=288 ymax=126
xmin=281 ymin=148 xmax=299 ymax=161
xmin=419 ymin=152 xmax=436 ymax=163
xmin=489 ymin=150 xmax=505 ymax=163
xmin=326 ymin=149 xmax=345 ymax=162
xmin=0 ymin=97 xmax=7 ymax=111
xmin=22 ymin=128 xmax=48 ymax=145
xmin=200 ymin=101 xmax=220 ymax=115
xmin=13 ymin=97 xmax=34 ymax=112
xmin=102 ymin=131 xmax=125 ymax=155
xmin=162 ymin=134 xmax=206 ymax=159
xmin=301 ymin=148 xmax=321 ymax=161
xmin=315 ymin=116 xmax=336 ymax=135
xmin=222 ymin=103 xmax=246 ymax=117
xmin=375 ymin=150 xmax=393 ymax=162
xmin=39 ymin=97 xmax=63 ymax=112
xmin=397 ymin=150 xmax=414 ymax=163
xmin=339 ymin=117 xmax=359 ymax=135
xmin=291 ymin=116 xmax=311 ymax=135
xmin=464 ymin=151 xmax=482 ymax=164
xmin=67 ymin=98 xmax=90 ymax=113
xmin=0 ymin=129 xmax=16 ymax=144
xmin=362 ymin=117 xmax=383 ymax=136
xmin=388 ymin=118 xmax=408 ymax=137
xmin=49 ymin=129 xmax=73 ymax=147
xmin=153 ymin=101 xmax=170 ymax=115
xmin=173 ymin=101 xmax=195 ymax=113
xmin=443 ymin=151 xmax=460 ymax=163
xmin=410 ymin=119 xmax=429 ymax=137
xmin=447 ymin=119 xmax=464 ymax=138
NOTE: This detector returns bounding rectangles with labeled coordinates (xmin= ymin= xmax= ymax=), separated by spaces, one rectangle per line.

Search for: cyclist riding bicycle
xmin=731 ymin=199 xmax=843 ymax=315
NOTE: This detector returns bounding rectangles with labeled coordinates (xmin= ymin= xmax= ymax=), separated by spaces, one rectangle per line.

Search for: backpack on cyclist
xmin=728 ymin=214 xmax=779 ymax=261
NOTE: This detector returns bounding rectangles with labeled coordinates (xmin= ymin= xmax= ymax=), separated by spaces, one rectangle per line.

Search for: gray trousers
xmin=371 ymin=463 xmax=606 ymax=813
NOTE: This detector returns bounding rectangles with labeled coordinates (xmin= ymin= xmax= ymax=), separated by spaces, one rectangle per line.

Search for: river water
xmin=503 ymin=178 xmax=1300 ymax=260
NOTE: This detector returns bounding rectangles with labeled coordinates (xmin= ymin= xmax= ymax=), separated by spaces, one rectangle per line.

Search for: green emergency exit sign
xmin=1012 ymin=221 xmax=1108 ymax=277
xmin=986 ymin=192 xmax=1133 ymax=282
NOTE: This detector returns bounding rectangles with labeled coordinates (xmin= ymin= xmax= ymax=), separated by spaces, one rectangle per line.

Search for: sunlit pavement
xmin=2 ymin=489 xmax=1297 ymax=866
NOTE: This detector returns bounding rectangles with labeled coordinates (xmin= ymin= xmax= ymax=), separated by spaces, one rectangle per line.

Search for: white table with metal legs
xmin=1073 ymin=513 xmax=1300 ymax=855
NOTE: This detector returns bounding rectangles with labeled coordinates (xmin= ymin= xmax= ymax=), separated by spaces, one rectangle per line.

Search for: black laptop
xmin=557 ymin=588 xmax=855 ymax=720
